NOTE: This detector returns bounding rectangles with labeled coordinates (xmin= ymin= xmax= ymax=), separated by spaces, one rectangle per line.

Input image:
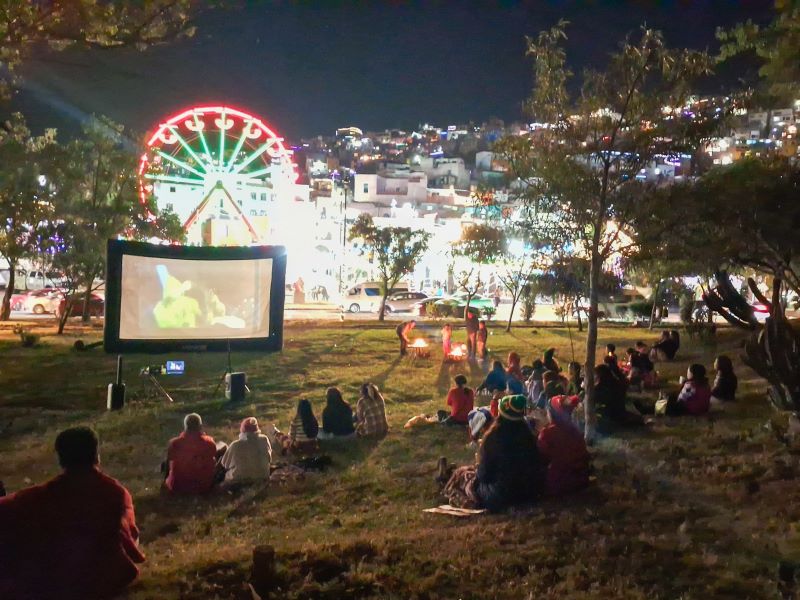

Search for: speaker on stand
xmin=107 ymin=355 xmax=126 ymax=410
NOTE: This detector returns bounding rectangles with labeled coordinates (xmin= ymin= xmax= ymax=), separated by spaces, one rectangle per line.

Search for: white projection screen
xmin=105 ymin=241 xmax=286 ymax=353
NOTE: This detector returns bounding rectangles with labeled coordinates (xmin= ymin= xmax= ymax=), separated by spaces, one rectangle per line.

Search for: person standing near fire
xmin=396 ymin=320 xmax=416 ymax=356
xmin=465 ymin=312 xmax=479 ymax=359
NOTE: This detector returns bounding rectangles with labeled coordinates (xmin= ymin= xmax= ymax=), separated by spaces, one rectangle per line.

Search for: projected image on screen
xmin=119 ymin=255 xmax=272 ymax=340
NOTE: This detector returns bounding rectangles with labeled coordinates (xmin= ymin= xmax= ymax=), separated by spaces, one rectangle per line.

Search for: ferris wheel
xmin=138 ymin=105 xmax=297 ymax=204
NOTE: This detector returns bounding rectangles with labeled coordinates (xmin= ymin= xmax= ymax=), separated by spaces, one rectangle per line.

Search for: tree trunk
xmin=506 ymin=293 xmax=519 ymax=332
xmin=649 ymin=280 xmax=661 ymax=330
xmin=464 ymin=292 xmax=475 ymax=321
xmin=0 ymin=263 xmax=16 ymax=321
xmin=57 ymin=297 xmax=73 ymax=335
xmin=378 ymin=291 xmax=387 ymax=322
xmin=583 ymin=246 xmax=603 ymax=443
xmin=575 ymin=301 xmax=583 ymax=332
xmin=81 ymin=285 xmax=93 ymax=323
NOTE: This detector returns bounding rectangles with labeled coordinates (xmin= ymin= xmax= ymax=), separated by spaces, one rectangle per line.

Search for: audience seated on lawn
xmin=443 ymin=395 xmax=545 ymax=512
xmin=443 ymin=374 xmax=474 ymax=425
xmin=711 ymin=355 xmax=738 ymax=402
xmin=604 ymin=353 xmax=627 ymax=384
xmin=606 ymin=343 xmax=618 ymax=363
xmin=651 ymin=330 xmax=680 ymax=361
xmin=594 ymin=364 xmax=644 ymax=430
xmin=539 ymin=369 xmax=567 ymax=408
xmin=507 ymin=352 xmax=524 ymax=383
xmin=668 ymin=364 xmax=711 ymax=416
xmin=538 ymin=395 xmax=590 ymax=496
xmin=477 ymin=360 xmax=508 ymax=394
xmin=543 ymin=347 xmax=561 ymax=373
xmin=0 ymin=427 xmax=145 ymax=599
xmin=567 ymin=361 xmax=583 ymax=396
xmin=356 ymin=382 xmax=389 ymax=437
xmin=526 ymin=359 xmax=546 ymax=409
xmin=220 ymin=417 xmax=272 ymax=486
xmin=165 ymin=413 xmax=221 ymax=494
xmin=288 ymin=399 xmax=320 ymax=453
xmin=320 ymin=387 xmax=355 ymax=438
xmin=467 ymin=406 xmax=494 ymax=443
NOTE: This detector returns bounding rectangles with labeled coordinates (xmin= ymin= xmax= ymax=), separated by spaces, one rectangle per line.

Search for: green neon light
xmin=193 ymin=113 xmax=213 ymax=161
xmin=231 ymin=138 xmax=280 ymax=174
xmin=168 ymin=126 xmax=208 ymax=173
xmin=218 ymin=108 xmax=226 ymax=168
xmin=144 ymin=174 xmax=205 ymax=186
xmin=226 ymin=125 xmax=250 ymax=172
xmin=156 ymin=150 xmax=205 ymax=178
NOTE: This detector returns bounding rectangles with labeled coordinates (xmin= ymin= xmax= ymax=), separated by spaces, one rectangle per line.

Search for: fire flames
xmin=448 ymin=344 xmax=468 ymax=360
xmin=411 ymin=338 xmax=428 ymax=348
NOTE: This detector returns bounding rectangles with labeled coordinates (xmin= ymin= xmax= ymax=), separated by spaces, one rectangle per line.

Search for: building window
xmin=250 ymin=192 xmax=256 ymax=200
xmin=169 ymin=186 xmax=176 ymax=193
xmin=260 ymin=193 xmax=267 ymax=201
xmin=363 ymin=183 xmax=368 ymax=193
xmin=250 ymin=210 xmax=257 ymax=216
xmin=166 ymin=203 xmax=174 ymax=211
xmin=237 ymin=199 xmax=243 ymax=206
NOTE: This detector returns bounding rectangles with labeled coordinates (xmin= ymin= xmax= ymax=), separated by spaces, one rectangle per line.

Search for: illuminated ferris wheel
xmin=138 ymin=105 xmax=297 ymax=203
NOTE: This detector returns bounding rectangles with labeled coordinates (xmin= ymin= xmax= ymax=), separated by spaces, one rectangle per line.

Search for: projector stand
xmin=146 ymin=375 xmax=174 ymax=403
xmin=213 ymin=339 xmax=233 ymax=397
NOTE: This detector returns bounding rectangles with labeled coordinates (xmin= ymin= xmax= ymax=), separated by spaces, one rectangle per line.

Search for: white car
xmin=384 ymin=291 xmax=428 ymax=313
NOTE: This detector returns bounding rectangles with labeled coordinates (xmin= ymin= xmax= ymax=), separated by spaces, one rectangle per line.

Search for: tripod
xmin=145 ymin=374 xmax=175 ymax=403
xmin=214 ymin=339 xmax=233 ymax=396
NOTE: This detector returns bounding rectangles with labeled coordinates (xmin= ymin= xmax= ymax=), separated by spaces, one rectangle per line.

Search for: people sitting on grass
xmin=164 ymin=413 xmax=222 ymax=494
xmin=537 ymin=395 xmax=590 ymax=496
xmin=594 ymin=364 xmax=644 ymax=430
xmin=442 ymin=374 xmax=474 ymax=425
xmin=711 ymin=355 xmax=738 ymax=402
xmin=667 ymin=364 xmax=711 ymax=416
xmin=626 ymin=346 xmax=656 ymax=390
xmin=320 ymin=387 xmax=355 ymax=439
xmin=507 ymin=351 xmax=524 ymax=383
xmin=526 ymin=359 xmax=545 ymax=409
xmin=288 ymin=399 xmax=320 ymax=453
xmin=566 ymin=361 xmax=583 ymax=396
xmin=467 ymin=406 xmax=494 ymax=444
xmin=538 ymin=369 xmax=567 ymax=408
xmin=651 ymin=329 xmax=680 ymax=361
xmin=543 ymin=347 xmax=561 ymax=373
xmin=442 ymin=395 xmax=545 ymax=511
xmin=441 ymin=323 xmax=452 ymax=357
xmin=0 ymin=427 xmax=145 ymax=599
xmin=477 ymin=360 xmax=508 ymax=394
xmin=356 ymin=382 xmax=389 ymax=437
xmin=606 ymin=343 xmax=618 ymax=363
xmin=220 ymin=417 xmax=272 ymax=487
xmin=604 ymin=353 xmax=627 ymax=384
xmin=476 ymin=320 xmax=488 ymax=360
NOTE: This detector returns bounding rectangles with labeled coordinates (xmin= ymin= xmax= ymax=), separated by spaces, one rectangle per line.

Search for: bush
xmin=628 ymin=300 xmax=655 ymax=318
xmin=481 ymin=306 xmax=496 ymax=320
xmin=12 ymin=325 xmax=39 ymax=347
xmin=428 ymin=303 xmax=451 ymax=318
xmin=521 ymin=290 xmax=536 ymax=323
xmin=679 ymin=292 xmax=695 ymax=324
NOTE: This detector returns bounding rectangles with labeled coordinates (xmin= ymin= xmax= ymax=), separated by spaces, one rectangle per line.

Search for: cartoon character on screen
xmin=153 ymin=265 xmax=202 ymax=329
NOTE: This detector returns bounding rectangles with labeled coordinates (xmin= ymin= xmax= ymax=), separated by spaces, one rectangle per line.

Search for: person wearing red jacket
xmin=0 ymin=427 xmax=145 ymax=599
xmin=165 ymin=413 xmax=220 ymax=494
xmin=537 ymin=395 xmax=590 ymax=496
xmin=443 ymin=374 xmax=475 ymax=425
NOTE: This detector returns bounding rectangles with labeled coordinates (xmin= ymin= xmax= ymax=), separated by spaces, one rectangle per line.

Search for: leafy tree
xmin=717 ymin=1 xmax=800 ymax=103
xmin=451 ymin=223 xmax=503 ymax=321
xmin=50 ymin=116 xmax=184 ymax=333
xmin=0 ymin=0 xmax=200 ymax=101
xmin=348 ymin=214 xmax=430 ymax=322
xmin=498 ymin=23 xmax=717 ymax=439
xmin=0 ymin=113 xmax=58 ymax=320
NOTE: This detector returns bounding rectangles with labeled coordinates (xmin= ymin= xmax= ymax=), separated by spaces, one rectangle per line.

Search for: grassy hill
xmin=1 ymin=319 xmax=798 ymax=599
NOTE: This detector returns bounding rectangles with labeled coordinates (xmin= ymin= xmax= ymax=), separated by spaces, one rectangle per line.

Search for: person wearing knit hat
xmin=220 ymin=416 xmax=272 ymax=487
xmin=443 ymin=392 xmax=545 ymax=512
xmin=538 ymin=395 xmax=590 ymax=496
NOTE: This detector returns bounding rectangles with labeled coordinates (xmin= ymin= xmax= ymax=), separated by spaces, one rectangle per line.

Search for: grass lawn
xmin=2 ymin=318 xmax=800 ymax=599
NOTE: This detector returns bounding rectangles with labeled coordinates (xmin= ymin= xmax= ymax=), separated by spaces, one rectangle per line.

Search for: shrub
xmin=679 ymin=292 xmax=695 ymax=324
xmin=12 ymin=325 xmax=39 ymax=347
xmin=428 ymin=303 xmax=451 ymax=318
xmin=521 ymin=289 xmax=536 ymax=322
xmin=628 ymin=300 xmax=655 ymax=318
xmin=481 ymin=306 xmax=496 ymax=320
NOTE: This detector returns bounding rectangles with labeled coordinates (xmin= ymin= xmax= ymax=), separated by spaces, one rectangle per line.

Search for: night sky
xmin=13 ymin=0 xmax=773 ymax=141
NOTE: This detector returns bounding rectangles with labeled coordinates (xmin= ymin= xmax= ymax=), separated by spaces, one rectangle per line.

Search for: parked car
xmin=18 ymin=288 xmax=64 ymax=314
xmin=384 ymin=291 xmax=427 ymax=313
xmin=340 ymin=281 xmax=409 ymax=313
xmin=434 ymin=293 xmax=495 ymax=312
xmin=56 ymin=293 xmax=105 ymax=318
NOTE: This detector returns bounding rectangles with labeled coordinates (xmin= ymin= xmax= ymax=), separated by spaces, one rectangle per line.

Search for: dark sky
xmin=12 ymin=0 xmax=773 ymax=141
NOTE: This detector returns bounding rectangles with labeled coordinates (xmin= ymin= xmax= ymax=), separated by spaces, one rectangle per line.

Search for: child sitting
xmin=526 ymin=359 xmax=545 ymax=410
xmin=711 ymin=355 xmax=737 ymax=402
xmin=538 ymin=370 xmax=567 ymax=409
xmin=443 ymin=374 xmax=475 ymax=425
xmin=667 ymin=364 xmax=711 ymax=416
xmin=537 ymin=395 xmax=590 ymax=496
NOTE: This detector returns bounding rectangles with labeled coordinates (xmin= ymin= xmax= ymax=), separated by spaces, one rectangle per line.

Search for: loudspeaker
xmin=107 ymin=383 xmax=126 ymax=410
xmin=225 ymin=372 xmax=247 ymax=402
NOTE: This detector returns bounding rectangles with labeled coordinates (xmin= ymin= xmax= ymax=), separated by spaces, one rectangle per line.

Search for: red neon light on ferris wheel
xmin=138 ymin=104 xmax=298 ymax=204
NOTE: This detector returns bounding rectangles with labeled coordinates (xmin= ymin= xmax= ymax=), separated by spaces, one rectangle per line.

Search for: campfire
xmin=409 ymin=338 xmax=430 ymax=358
xmin=448 ymin=344 xmax=468 ymax=362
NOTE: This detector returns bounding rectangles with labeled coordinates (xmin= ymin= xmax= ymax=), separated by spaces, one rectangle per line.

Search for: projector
xmin=140 ymin=360 xmax=185 ymax=377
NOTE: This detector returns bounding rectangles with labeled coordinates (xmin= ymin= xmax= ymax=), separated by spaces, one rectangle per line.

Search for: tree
xmin=0 ymin=0 xmax=200 ymax=101
xmin=50 ymin=116 xmax=184 ymax=333
xmin=452 ymin=223 xmax=503 ymax=321
xmin=498 ymin=23 xmax=717 ymax=440
xmin=0 ymin=113 xmax=58 ymax=320
xmin=348 ymin=214 xmax=430 ymax=322
xmin=717 ymin=2 xmax=800 ymax=104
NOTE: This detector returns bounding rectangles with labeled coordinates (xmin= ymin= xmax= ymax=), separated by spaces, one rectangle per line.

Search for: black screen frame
xmin=104 ymin=240 xmax=286 ymax=353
